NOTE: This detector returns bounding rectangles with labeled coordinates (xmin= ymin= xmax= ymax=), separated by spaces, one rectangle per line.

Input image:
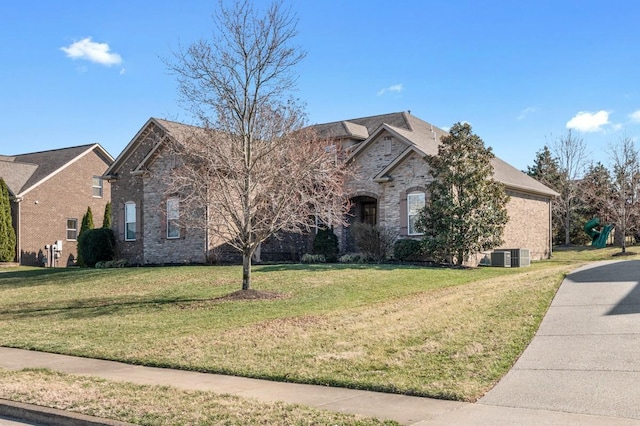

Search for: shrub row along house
xmin=0 ymin=144 xmax=112 ymax=266
xmin=104 ymin=112 xmax=558 ymax=266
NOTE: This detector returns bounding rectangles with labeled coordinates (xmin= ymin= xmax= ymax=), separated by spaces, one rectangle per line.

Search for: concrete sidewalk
xmin=1 ymin=260 xmax=639 ymax=425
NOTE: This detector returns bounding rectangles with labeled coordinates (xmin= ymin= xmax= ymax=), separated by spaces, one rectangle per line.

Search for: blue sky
xmin=1 ymin=0 xmax=639 ymax=171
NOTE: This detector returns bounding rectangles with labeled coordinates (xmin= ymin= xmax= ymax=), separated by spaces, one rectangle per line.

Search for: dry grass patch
xmin=190 ymin=265 xmax=569 ymax=400
xmin=0 ymin=368 xmax=396 ymax=425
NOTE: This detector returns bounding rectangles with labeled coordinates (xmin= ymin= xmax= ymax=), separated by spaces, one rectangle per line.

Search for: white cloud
xmin=61 ymin=37 xmax=122 ymax=66
xmin=517 ymin=107 xmax=537 ymax=121
xmin=377 ymin=84 xmax=403 ymax=96
xmin=629 ymin=110 xmax=640 ymax=123
xmin=566 ymin=111 xmax=610 ymax=132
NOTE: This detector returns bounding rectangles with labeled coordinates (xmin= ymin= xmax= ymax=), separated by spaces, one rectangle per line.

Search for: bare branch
xmin=163 ymin=0 xmax=349 ymax=290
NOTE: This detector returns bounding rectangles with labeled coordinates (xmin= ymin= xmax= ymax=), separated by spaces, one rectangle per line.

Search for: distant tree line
xmin=527 ymin=132 xmax=640 ymax=251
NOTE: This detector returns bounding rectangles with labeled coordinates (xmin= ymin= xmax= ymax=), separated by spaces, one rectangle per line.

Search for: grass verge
xmin=0 ymin=368 xmax=397 ymax=425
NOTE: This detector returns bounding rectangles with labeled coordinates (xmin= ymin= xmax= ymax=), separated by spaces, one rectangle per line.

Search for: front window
xmin=361 ymin=201 xmax=377 ymax=226
xmin=166 ymin=198 xmax=180 ymax=239
xmin=92 ymin=177 xmax=103 ymax=198
xmin=408 ymin=192 xmax=425 ymax=235
xmin=125 ymin=202 xmax=136 ymax=241
xmin=66 ymin=218 xmax=78 ymax=240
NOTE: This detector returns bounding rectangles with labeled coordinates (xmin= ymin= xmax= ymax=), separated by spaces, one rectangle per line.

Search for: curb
xmin=0 ymin=399 xmax=133 ymax=426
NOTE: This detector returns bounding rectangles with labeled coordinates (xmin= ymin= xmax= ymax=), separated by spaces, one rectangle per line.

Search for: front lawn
xmin=0 ymin=248 xmax=630 ymax=401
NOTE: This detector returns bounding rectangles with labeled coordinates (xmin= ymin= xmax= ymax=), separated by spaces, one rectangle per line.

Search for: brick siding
xmin=343 ymin=130 xmax=552 ymax=263
xmin=16 ymin=151 xmax=111 ymax=266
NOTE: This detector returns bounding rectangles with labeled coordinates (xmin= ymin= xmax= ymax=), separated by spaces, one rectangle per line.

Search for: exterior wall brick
xmin=343 ymin=130 xmax=553 ymax=263
xmin=109 ymin=126 xmax=158 ymax=265
xmin=142 ymin=153 xmax=207 ymax=264
xmin=110 ymin=123 xmax=553 ymax=266
xmin=343 ymin=132 xmax=431 ymax=249
xmin=16 ymin=150 xmax=111 ymax=266
xmin=501 ymin=190 xmax=552 ymax=261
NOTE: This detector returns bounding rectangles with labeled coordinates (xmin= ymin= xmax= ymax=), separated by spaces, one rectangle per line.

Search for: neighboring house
xmin=0 ymin=144 xmax=113 ymax=266
xmin=106 ymin=113 xmax=557 ymax=266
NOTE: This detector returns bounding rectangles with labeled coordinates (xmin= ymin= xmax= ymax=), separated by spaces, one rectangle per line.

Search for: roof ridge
xmin=312 ymin=111 xmax=408 ymax=127
xmin=11 ymin=143 xmax=97 ymax=157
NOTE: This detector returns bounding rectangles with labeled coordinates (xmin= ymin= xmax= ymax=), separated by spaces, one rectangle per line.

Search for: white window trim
xmin=125 ymin=202 xmax=136 ymax=241
xmin=407 ymin=192 xmax=425 ymax=236
xmin=66 ymin=218 xmax=78 ymax=241
xmin=92 ymin=176 xmax=103 ymax=198
xmin=166 ymin=198 xmax=180 ymax=239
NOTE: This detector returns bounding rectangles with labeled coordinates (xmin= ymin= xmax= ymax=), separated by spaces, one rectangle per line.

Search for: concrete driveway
xmin=479 ymin=259 xmax=640 ymax=419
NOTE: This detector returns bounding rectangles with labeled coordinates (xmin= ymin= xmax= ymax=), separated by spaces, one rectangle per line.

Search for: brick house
xmin=105 ymin=113 xmax=557 ymax=265
xmin=316 ymin=112 xmax=558 ymax=262
xmin=0 ymin=144 xmax=113 ymax=266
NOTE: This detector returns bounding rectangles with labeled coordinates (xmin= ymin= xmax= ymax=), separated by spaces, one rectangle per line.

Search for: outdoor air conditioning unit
xmin=499 ymin=248 xmax=531 ymax=267
xmin=491 ymin=251 xmax=511 ymax=267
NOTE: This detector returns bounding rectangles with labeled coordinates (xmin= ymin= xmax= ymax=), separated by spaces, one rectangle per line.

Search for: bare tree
xmin=608 ymin=135 xmax=640 ymax=253
xmin=551 ymin=130 xmax=589 ymax=245
xmin=166 ymin=0 xmax=351 ymax=290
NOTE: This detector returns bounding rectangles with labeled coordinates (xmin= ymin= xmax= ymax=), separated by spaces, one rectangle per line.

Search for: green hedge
xmin=393 ymin=238 xmax=423 ymax=261
xmin=77 ymin=228 xmax=116 ymax=268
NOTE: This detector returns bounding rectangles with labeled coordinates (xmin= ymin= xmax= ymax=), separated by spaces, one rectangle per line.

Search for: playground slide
xmin=583 ymin=218 xmax=614 ymax=249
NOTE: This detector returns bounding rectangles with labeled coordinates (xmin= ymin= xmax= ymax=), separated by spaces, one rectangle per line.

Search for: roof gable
xmin=316 ymin=112 xmax=557 ymax=198
xmin=0 ymin=144 xmax=113 ymax=197
xmin=372 ymin=146 xmax=426 ymax=182
xmin=105 ymin=118 xmax=199 ymax=177
xmin=346 ymin=113 xmax=444 ymax=163
xmin=0 ymin=159 xmax=38 ymax=196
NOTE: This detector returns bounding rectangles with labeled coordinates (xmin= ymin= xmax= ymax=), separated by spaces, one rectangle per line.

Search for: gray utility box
xmin=498 ymin=248 xmax=531 ymax=267
xmin=491 ymin=251 xmax=511 ymax=267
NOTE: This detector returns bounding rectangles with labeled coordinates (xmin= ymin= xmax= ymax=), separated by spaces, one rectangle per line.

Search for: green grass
xmin=0 ymin=247 xmax=633 ymax=402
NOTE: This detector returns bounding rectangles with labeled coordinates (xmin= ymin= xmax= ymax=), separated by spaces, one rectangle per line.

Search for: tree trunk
xmin=242 ymin=251 xmax=251 ymax=290
xmin=564 ymin=205 xmax=571 ymax=245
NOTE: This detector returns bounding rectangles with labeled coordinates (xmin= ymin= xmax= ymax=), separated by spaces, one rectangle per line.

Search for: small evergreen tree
xmin=0 ymin=178 xmax=16 ymax=262
xmin=417 ymin=122 xmax=509 ymax=265
xmin=312 ymin=228 xmax=339 ymax=262
xmin=77 ymin=228 xmax=116 ymax=267
xmin=77 ymin=206 xmax=95 ymax=266
xmin=102 ymin=201 xmax=112 ymax=229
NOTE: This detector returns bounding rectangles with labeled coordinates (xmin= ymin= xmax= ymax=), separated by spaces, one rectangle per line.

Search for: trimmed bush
xmin=338 ymin=254 xmax=366 ymax=264
xmin=95 ymin=259 xmax=128 ymax=269
xmin=393 ymin=239 xmax=423 ymax=261
xmin=301 ymin=253 xmax=326 ymax=264
xmin=77 ymin=228 xmax=116 ymax=268
xmin=312 ymin=228 xmax=339 ymax=262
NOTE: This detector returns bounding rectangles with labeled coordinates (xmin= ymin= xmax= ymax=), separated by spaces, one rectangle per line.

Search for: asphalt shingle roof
xmin=0 ymin=144 xmax=112 ymax=196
